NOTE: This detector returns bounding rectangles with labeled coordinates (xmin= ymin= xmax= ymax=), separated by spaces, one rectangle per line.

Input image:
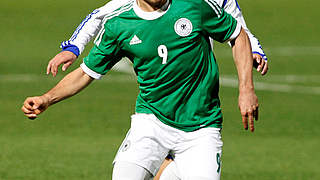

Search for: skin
xmin=253 ymin=53 xmax=268 ymax=75
xmin=137 ymin=0 xmax=168 ymax=11
xmin=47 ymin=51 xmax=77 ymax=77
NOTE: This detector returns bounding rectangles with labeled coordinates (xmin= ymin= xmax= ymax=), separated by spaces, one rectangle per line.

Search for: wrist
xmin=239 ymin=84 xmax=254 ymax=93
xmin=41 ymin=94 xmax=53 ymax=106
xmin=60 ymin=50 xmax=77 ymax=60
xmin=60 ymin=42 xmax=80 ymax=57
xmin=252 ymin=51 xmax=267 ymax=61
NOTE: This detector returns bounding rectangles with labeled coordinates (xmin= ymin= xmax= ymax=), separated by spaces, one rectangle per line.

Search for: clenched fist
xmin=21 ymin=96 xmax=50 ymax=120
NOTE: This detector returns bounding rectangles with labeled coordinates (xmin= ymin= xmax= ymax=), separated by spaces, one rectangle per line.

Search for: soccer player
xmin=22 ymin=0 xmax=259 ymax=179
xmin=46 ymin=0 xmax=268 ymax=77
xmin=45 ymin=1 xmax=268 ymax=179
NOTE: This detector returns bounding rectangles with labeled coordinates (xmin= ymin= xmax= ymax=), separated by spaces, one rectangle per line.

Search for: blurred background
xmin=0 ymin=0 xmax=319 ymax=179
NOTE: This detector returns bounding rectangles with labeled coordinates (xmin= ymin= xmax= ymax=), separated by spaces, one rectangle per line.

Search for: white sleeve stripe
xmin=103 ymin=3 xmax=133 ymax=20
xmin=94 ymin=4 xmax=133 ymax=46
xmin=204 ymin=0 xmax=222 ymax=17
xmin=70 ymin=9 xmax=100 ymax=42
xmin=71 ymin=1 xmax=133 ymax=44
xmin=80 ymin=63 xmax=103 ymax=80
xmin=94 ymin=29 xmax=105 ymax=47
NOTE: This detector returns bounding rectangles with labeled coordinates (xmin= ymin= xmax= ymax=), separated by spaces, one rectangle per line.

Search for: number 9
xmin=158 ymin=45 xmax=168 ymax=64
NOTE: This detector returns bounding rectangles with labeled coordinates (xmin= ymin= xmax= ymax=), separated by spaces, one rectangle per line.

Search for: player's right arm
xmin=22 ymin=68 xmax=94 ymax=119
xmin=25 ymin=10 xmax=125 ymax=119
xmin=47 ymin=0 xmax=132 ymax=76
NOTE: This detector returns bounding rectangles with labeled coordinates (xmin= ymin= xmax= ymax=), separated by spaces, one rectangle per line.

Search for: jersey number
xmin=158 ymin=45 xmax=168 ymax=64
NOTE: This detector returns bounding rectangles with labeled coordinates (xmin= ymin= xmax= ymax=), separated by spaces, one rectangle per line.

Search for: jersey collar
xmin=133 ymin=0 xmax=171 ymax=20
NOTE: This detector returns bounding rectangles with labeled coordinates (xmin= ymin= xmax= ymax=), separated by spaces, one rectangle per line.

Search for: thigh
xmin=113 ymin=161 xmax=153 ymax=180
xmin=113 ymin=114 xmax=169 ymax=176
xmin=174 ymin=128 xmax=223 ymax=180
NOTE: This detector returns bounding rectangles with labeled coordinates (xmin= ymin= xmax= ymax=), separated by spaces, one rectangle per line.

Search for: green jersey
xmin=81 ymin=0 xmax=240 ymax=132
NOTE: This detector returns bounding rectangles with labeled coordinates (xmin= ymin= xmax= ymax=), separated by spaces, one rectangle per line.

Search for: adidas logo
xmin=129 ymin=35 xmax=142 ymax=45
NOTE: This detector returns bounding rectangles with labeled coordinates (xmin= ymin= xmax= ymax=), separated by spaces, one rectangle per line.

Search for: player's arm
xmin=22 ymin=67 xmax=94 ymax=119
xmin=46 ymin=8 xmax=104 ymax=77
xmin=47 ymin=0 xmax=130 ymax=76
xmin=220 ymin=0 xmax=268 ymax=75
xmin=231 ymin=28 xmax=258 ymax=132
xmin=201 ymin=0 xmax=259 ymax=131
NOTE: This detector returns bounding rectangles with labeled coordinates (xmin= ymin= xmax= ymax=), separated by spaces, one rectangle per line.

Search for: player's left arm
xmin=220 ymin=0 xmax=268 ymax=75
xmin=201 ymin=0 xmax=259 ymax=131
xmin=231 ymin=28 xmax=259 ymax=132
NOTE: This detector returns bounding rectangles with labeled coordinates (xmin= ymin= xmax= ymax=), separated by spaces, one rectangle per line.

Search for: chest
xmin=115 ymin=10 xmax=202 ymax=63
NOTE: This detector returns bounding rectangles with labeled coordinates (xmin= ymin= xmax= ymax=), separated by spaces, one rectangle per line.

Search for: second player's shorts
xmin=113 ymin=113 xmax=223 ymax=179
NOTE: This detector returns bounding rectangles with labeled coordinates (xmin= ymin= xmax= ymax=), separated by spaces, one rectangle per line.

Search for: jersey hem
xmin=135 ymin=110 xmax=222 ymax=132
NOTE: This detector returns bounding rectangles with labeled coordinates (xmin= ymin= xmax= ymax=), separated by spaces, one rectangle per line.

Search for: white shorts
xmin=113 ymin=113 xmax=223 ymax=179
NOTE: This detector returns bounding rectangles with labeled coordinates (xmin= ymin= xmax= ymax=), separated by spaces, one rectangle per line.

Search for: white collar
xmin=133 ymin=0 xmax=171 ymax=20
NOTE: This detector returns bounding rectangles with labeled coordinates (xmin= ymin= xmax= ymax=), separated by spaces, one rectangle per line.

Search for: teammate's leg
xmin=159 ymin=160 xmax=181 ymax=180
xmin=153 ymin=157 xmax=173 ymax=180
xmin=112 ymin=161 xmax=153 ymax=180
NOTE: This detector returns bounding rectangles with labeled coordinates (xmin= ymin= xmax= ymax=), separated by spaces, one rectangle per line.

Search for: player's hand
xmin=253 ymin=53 xmax=268 ymax=76
xmin=47 ymin=51 xmax=77 ymax=77
xmin=21 ymin=96 xmax=50 ymax=120
xmin=238 ymin=90 xmax=259 ymax=132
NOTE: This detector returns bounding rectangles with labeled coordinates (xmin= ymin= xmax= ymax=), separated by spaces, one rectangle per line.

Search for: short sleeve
xmin=201 ymin=0 xmax=241 ymax=43
xmin=81 ymin=25 xmax=123 ymax=79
